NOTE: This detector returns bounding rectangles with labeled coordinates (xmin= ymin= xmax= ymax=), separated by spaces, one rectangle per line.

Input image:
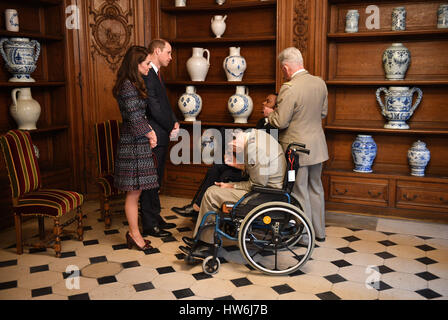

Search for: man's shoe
xmin=158 ymin=218 xmax=176 ymax=230
xmin=171 ymin=204 xmax=199 ymax=217
xmin=182 ymin=236 xmax=213 ymax=248
xmin=142 ymin=226 xmax=172 ymax=238
xmin=179 ymin=245 xmax=210 ymax=259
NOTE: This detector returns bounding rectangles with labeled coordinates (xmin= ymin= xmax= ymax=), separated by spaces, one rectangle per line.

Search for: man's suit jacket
xmin=268 ymin=71 xmax=328 ymax=166
xmin=143 ymin=68 xmax=177 ymax=146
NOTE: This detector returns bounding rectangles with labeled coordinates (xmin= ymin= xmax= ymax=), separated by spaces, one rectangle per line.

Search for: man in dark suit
xmin=141 ymin=39 xmax=179 ymax=237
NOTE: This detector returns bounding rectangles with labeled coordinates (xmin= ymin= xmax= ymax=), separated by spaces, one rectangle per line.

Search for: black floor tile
xmin=134 ymin=282 xmax=155 ymax=292
xmin=342 ymin=236 xmax=360 ymax=242
xmin=165 ymin=215 xmax=178 ymax=220
xmin=415 ymin=257 xmax=438 ymax=265
xmin=104 ymin=229 xmax=119 ymax=235
xmin=231 ymin=277 xmax=252 ymax=287
xmin=161 ymin=236 xmax=177 ymax=243
xmin=316 ymin=291 xmax=341 ymax=300
xmin=415 ymin=271 xmax=439 ymax=281
xmin=415 ymin=288 xmax=442 ymax=299
xmin=60 ymin=251 xmax=76 ymax=258
xmin=193 ymin=272 xmax=213 ymax=281
xmin=324 ymin=274 xmax=347 ymax=284
xmin=29 ymin=248 xmax=46 ymax=254
xmin=30 ymin=264 xmax=49 ymax=273
xmin=378 ymin=240 xmax=397 ymax=247
xmin=122 ymin=261 xmax=140 ymax=269
xmin=0 ymin=280 xmax=17 ymax=290
xmin=271 ymin=284 xmax=295 ymax=295
xmin=112 ymin=244 xmax=128 ymax=250
xmin=89 ymin=256 xmax=108 ymax=264
xmin=215 ymin=295 xmax=235 ymax=300
xmin=377 ymin=265 xmax=394 ymax=274
xmin=331 ymin=259 xmax=352 ymax=268
xmin=289 ymin=269 xmax=305 ymax=277
xmin=177 ymin=227 xmax=192 ymax=232
xmin=144 ymin=247 xmax=160 ymax=255
xmin=0 ymin=259 xmax=17 ymax=268
xmin=69 ymin=293 xmax=90 ymax=300
xmin=31 ymin=286 xmax=52 ymax=298
xmin=156 ymin=266 xmax=176 ymax=274
xmin=97 ymin=276 xmax=117 ymax=285
xmin=173 ymin=288 xmax=195 ymax=299
xmin=415 ymin=244 xmax=436 ymax=252
xmin=368 ymin=281 xmax=392 ymax=291
xmin=337 ymin=247 xmax=356 ymax=254
xmin=375 ymin=251 xmax=396 ymax=259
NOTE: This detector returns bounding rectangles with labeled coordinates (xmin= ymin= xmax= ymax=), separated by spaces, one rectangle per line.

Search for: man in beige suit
xmin=182 ymin=129 xmax=286 ymax=248
xmin=265 ymin=47 xmax=328 ymax=241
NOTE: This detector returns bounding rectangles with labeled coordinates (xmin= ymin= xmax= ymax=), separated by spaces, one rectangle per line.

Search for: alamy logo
xmin=65 ymin=265 xmax=80 ymax=290
xmin=66 ymin=5 xmax=80 ymax=30
xmin=365 ymin=265 xmax=381 ymax=290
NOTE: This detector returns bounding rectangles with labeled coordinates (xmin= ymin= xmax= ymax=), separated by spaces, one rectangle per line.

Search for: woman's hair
xmin=113 ymin=45 xmax=150 ymax=99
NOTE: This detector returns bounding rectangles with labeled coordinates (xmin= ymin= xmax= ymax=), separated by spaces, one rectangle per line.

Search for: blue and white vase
xmin=437 ymin=4 xmax=448 ymax=28
xmin=345 ymin=10 xmax=359 ymax=33
xmin=5 ymin=9 xmax=19 ymax=32
xmin=223 ymin=47 xmax=246 ymax=81
xmin=228 ymin=86 xmax=253 ymax=124
xmin=376 ymin=86 xmax=423 ymax=129
xmin=382 ymin=43 xmax=410 ymax=80
xmin=392 ymin=7 xmax=406 ymax=31
xmin=178 ymin=86 xmax=202 ymax=121
xmin=352 ymin=135 xmax=377 ymax=173
xmin=0 ymin=37 xmax=40 ymax=82
xmin=408 ymin=140 xmax=430 ymax=177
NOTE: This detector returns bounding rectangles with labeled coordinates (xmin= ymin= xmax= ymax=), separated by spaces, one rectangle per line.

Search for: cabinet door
xmin=396 ymin=180 xmax=448 ymax=212
xmin=328 ymin=175 xmax=389 ymax=207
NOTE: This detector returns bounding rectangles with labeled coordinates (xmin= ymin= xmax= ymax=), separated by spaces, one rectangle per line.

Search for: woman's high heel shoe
xmin=126 ymin=231 xmax=152 ymax=251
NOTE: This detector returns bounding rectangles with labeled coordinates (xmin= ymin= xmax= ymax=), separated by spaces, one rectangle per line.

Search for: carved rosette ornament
xmin=89 ymin=0 xmax=133 ymax=72
xmin=293 ymin=0 xmax=308 ymax=57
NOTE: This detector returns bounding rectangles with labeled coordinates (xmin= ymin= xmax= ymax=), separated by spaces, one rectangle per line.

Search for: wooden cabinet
xmin=151 ymin=0 xmax=279 ymax=196
xmin=0 ymin=0 xmax=76 ymax=228
xmin=321 ymin=0 xmax=448 ymax=223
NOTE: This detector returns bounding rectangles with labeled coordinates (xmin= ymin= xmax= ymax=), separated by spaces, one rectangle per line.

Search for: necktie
xmin=157 ymin=70 xmax=162 ymax=82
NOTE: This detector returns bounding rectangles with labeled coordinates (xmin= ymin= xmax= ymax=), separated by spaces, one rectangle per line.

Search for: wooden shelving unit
xmin=322 ymin=0 xmax=448 ymax=223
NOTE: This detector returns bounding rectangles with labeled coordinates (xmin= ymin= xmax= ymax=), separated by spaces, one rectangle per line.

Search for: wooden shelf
xmin=165 ymin=79 xmax=276 ymax=86
xmin=0 ymin=30 xmax=63 ymax=41
xmin=325 ymin=125 xmax=448 ymax=135
xmin=326 ymin=79 xmax=448 ymax=86
xmin=180 ymin=120 xmax=255 ymax=128
xmin=27 ymin=125 xmax=69 ymax=134
xmin=327 ymin=29 xmax=448 ymax=42
xmin=168 ymin=35 xmax=276 ymax=44
xmin=4 ymin=0 xmax=62 ymax=6
xmin=161 ymin=0 xmax=276 ymax=12
xmin=0 ymin=81 xmax=66 ymax=88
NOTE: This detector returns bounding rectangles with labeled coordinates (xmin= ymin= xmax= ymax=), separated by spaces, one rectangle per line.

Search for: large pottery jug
xmin=376 ymin=86 xmax=423 ymax=129
xmin=227 ymin=86 xmax=253 ymax=123
xmin=10 ymin=87 xmax=41 ymax=130
xmin=186 ymin=47 xmax=210 ymax=81
xmin=351 ymin=135 xmax=377 ymax=173
xmin=178 ymin=86 xmax=202 ymax=121
xmin=211 ymin=15 xmax=227 ymax=38
xmin=382 ymin=43 xmax=410 ymax=80
xmin=223 ymin=47 xmax=246 ymax=81
xmin=0 ymin=37 xmax=40 ymax=82
xmin=408 ymin=140 xmax=430 ymax=177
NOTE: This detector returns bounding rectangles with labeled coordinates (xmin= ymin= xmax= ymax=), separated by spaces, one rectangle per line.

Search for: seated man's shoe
xmin=316 ymin=237 xmax=326 ymax=243
xmin=171 ymin=204 xmax=199 ymax=217
xmin=142 ymin=226 xmax=172 ymax=238
xmin=179 ymin=245 xmax=211 ymax=259
xmin=158 ymin=218 xmax=176 ymax=230
xmin=182 ymin=236 xmax=213 ymax=248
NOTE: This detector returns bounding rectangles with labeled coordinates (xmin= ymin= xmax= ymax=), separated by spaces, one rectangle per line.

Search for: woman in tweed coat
xmin=113 ymin=46 xmax=158 ymax=251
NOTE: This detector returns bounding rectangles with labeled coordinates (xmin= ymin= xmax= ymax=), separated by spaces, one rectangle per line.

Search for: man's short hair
xmin=148 ymin=38 xmax=167 ymax=54
xmin=278 ymin=47 xmax=303 ymax=67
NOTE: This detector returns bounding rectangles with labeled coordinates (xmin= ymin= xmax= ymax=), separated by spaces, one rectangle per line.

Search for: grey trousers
xmin=292 ymin=162 xmax=326 ymax=239
xmin=193 ymin=185 xmax=247 ymax=243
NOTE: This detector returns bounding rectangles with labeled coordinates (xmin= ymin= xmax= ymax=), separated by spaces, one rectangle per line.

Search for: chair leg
xmin=99 ymin=195 xmax=105 ymax=221
xmin=38 ymin=216 xmax=45 ymax=240
xmin=77 ymin=206 xmax=84 ymax=241
xmin=14 ymin=214 xmax=23 ymax=255
xmin=104 ymin=196 xmax=111 ymax=229
xmin=53 ymin=218 xmax=62 ymax=258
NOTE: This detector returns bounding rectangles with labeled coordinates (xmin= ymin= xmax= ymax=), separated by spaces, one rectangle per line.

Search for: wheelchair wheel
xmin=238 ymin=202 xmax=315 ymax=275
xmin=202 ymin=256 xmax=220 ymax=275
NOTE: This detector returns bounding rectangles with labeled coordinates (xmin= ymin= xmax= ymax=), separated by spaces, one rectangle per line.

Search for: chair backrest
xmin=94 ymin=120 xmax=120 ymax=176
xmin=0 ymin=130 xmax=41 ymax=200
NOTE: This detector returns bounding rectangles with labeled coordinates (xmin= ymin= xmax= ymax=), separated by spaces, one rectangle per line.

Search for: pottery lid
xmin=411 ymin=140 xmax=427 ymax=149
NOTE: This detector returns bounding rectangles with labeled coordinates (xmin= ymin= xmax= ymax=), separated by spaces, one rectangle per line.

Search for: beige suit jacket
xmin=233 ymin=129 xmax=286 ymax=192
xmin=268 ymin=71 xmax=329 ymax=166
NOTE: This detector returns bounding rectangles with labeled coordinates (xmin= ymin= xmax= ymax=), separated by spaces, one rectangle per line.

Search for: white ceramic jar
xmin=228 ymin=86 xmax=253 ymax=123
xmin=186 ymin=47 xmax=210 ymax=81
xmin=382 ymin=43 xmax=410 ymax=80
xmin=408 ymin=140 xmax=430 ymax=176
xmin=10 ymin=87 xmax=41 ymax=130
xmin=178 ymin=86 xmax=202 ymax=121
xmin=211 ymin=15 xmax=227 ymax=38
xmin=223 ymin=47 xmax=246 ymax=81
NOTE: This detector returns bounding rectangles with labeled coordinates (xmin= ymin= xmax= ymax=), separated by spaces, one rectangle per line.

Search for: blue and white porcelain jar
xmin=0 ymin=37 xmax=40 ymax=82
xmin=351 ymin=135 xmax=377 ymax=173
xmin=345 ymin=10 xmax=359 ymax=33
xmin=228 ymin=86 xmax=253 ymax=123
xmin=392 ymin=7 xmax=406 ymax=31
xmin=437 ymin=4 xmax=448 ymax=28
xmin=376 ymin=86 xmax=423 ymax=129
xmin=408 ymin=140 xmax=430 ymax=177
xmin=382 ymin=43 xmax=410 ymax=80
xmin=178 ymin=86 xmax=202 ymax=121
xmin=223 ymin=47 xmax=246 ymax=81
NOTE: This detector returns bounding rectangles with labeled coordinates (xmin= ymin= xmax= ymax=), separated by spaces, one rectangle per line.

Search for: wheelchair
xmin=181 ymin=143 xmax=315 ymax=276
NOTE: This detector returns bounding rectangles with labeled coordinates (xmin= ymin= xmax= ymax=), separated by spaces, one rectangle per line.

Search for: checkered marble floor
xmin=0 ymin=195 xmax=447 ymax=300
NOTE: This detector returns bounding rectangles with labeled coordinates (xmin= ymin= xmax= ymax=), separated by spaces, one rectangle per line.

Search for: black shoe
xmin=179 ymin=245 xmax=210 ymax=259
xmin=158 ymin=218 xmax=176 ymax=230
xmin=316 ymin=237 xmax=326 ymax=242
xmin=182 ymin=236 xmax=212 ymax=248
xmin=142 ymin=226 xmax=172 ymax=238
xmin=171 ymin=204 xmax=199 ymax=217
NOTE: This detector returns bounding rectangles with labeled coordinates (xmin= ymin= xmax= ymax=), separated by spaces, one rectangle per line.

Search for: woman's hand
xmin=147 ymin=130 xmax=157 ymax=148
xmin=215 ymin=182 xmax=234 ymax=189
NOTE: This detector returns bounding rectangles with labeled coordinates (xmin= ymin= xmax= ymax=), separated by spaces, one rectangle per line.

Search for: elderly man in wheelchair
xmin=179 ymin=129 xmax=315 ymax=275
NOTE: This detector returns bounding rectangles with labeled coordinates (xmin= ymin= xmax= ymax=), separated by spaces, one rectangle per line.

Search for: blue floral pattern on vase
xmin=178 ymin=86 xmax=202 ymax=121
xmin=352 ymin=135 xmax=377 ymax=173
xmin=382 ymin=43 xmax=410 ymax=80
xmin=407 ymin=140 xmax=430 ymax=177
xmin=227 ymin=86 xmax=253 ymax=124
xmin=0 ymin=37 xmax=40 ymax=82
xmin=223 ymin=47 xmax=246 ymax=81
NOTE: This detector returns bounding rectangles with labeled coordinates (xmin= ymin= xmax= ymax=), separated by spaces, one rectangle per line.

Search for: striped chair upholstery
xmin=94 ymin=120 xmax=123 ymax=228
xmin=0 ymin=130 xmax=84 ymax=257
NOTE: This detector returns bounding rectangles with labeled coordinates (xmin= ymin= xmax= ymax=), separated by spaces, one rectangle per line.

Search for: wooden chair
xmin=0 ymin=130 xmax=84 ymax=257
xmin=94 ymin=120 xmax=124 ymax=228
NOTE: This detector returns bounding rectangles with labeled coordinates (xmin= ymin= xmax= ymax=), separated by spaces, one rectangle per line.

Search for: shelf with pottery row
xmin=161 ymin=0 xmax=276 ymax=12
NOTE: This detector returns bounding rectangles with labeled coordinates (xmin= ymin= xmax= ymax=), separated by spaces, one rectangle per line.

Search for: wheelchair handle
xmin=294 ymin=148 xmax=310 ymax=155
xmin=287 ymin=142 xmax=306 ymax=149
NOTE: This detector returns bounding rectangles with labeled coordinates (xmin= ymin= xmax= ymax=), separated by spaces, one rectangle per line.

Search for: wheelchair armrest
xmin=252 ymin=186 xmax=286 ymax=195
